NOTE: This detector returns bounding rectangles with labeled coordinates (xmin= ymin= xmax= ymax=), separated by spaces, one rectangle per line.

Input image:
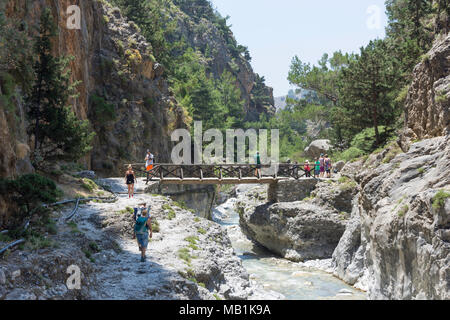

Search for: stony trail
xmin=58 ymin=178 xmax=279 ymax=300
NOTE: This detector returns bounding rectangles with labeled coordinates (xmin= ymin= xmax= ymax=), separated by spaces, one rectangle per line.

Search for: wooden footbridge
xmin=128 ymin=163 xmax=311 ymax=185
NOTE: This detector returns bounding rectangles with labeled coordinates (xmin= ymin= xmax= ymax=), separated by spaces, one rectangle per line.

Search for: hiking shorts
xmin=136 ymin=233 xmax=149 ymax=249
xmin=320 ymin=166 xmax=325 ymax=173
xmin=315 ymin=170 xmax=320 ymax=176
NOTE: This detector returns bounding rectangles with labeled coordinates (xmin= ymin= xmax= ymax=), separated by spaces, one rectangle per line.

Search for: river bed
xmin=212 ymin=197 xmax=367 ymax=300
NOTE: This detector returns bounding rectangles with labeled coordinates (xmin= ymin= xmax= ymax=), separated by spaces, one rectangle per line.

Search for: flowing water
xmin=212 ymin=197 xmax=367 ymax=300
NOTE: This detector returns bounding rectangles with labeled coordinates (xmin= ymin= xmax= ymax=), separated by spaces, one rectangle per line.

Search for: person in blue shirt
xmin=134 ymin=209 xmax=153 ymax=262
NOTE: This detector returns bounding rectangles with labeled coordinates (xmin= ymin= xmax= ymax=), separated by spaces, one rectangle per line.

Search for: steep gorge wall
xmin=401 ymin=33 xmax=450 ymax=146
xmin=1 ymin=0 xmax=187 ymax=178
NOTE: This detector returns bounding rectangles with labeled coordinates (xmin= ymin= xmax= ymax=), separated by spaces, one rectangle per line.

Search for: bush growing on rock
xmin=432 ymin=190 xmax=450 ymax=210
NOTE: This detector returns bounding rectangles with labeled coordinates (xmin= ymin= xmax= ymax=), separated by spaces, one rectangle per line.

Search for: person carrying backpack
xmin=324 ymin=154 xmax=332 ymax=178
xmin=133 ymin=209 xmax=153 ymax=262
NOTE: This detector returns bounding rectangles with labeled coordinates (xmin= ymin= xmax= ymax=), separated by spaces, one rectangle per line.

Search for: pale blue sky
xmin=210 ymin=0 xmax=388 ymax=97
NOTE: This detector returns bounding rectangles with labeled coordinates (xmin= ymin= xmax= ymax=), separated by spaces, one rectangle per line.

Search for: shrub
xmin=432 ymin=190 xmax=450 ymax=210
xmin=0 ymin=174 xmax=61 ymax=219
xmin=90 ymin=94 xmax=116 ymax=124
xmin=81 ymin=178 xmax=98 ymax=192
xmin=398 ymin=205 xmax=409 ymax=217
xmin=350 ymin=126 xmax=395 ymax=154
xmin=151 ymin=219 xmax=160 ymax=233
xmin=197 ymin=227 xmax=206 ymax=235
xmin=334 ymin=147 xmax=365 ymax=162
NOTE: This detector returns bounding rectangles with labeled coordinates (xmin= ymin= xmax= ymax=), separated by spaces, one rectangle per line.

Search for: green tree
xmin=26 ymin=9 xmax=94 ymax=166
xmin=216 ymin=70 xmax=244 ymax=128
xmin=0 ymin=174 xmax=61 ymax=217
xmin=288 ymin=51 xmax=353 ymax=105
xmin=339 ymin=40 xmax=399 ymax=146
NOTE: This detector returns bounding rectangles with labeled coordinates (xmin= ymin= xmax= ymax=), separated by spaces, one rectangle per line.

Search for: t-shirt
xmin=319 ymin=157 xmax=325 ymax=167
xmin=145 ymin=153 xmax=154 ymax=167
xmin=315 ymin=161 xmax=320 ymax=170
xmin=254 ymin=154 xmax=261 ymax=165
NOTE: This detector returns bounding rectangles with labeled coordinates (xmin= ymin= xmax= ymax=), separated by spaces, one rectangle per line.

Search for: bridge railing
xmin=125 ymin=163 xmax=312 ymax=182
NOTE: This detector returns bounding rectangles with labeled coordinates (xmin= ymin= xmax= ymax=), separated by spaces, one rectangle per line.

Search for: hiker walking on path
xmin=125 ymin=165 xmax=137 ymax=198
xmin=254 ymin=152 xmax=262 ymax=178
xmin=133 ymin=209 xmax=152 ymax=262
xmin=319 ymin=154 xmax=325 ymax=178
xmin=324 ymin=154 xmax=332 ymax=178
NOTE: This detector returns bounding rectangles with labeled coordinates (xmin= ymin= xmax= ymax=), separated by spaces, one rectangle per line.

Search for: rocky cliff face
xmin=402 ymin=33 xmax=450 ymax=146
xmin=333 ymin=136 xmax=450 ymax=299
xmin=236 ymin=180 xmax=354 ymax=262
xmin=1 ymin=0 xmax=187 ymax=178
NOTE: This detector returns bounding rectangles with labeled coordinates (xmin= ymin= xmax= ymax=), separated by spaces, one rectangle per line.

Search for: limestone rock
xmin=239 ymin=201 xmax=347 ymax=262
xmin=75 ymin=171 xmax=96 ymax=180
xmin=335 ymin=161 xmax=346 ymax=172
xmin=332 ymin=135 xmax=450 ymax=299
xmin=304 ymin=140 xmax=332 ymax=158
xmin=404 ymin=34 xmax=450 ymax=139
xmin=4 ymin=288 xmax=36 ymax=300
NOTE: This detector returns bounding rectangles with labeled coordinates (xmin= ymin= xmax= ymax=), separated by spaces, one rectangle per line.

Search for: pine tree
xmin=27 ymin=9 xmax=94 ymax=166
xmin=339 ymin=40 xmax=399 ymax=146
xmin=216 ymin=70 xmax=244 ymax=128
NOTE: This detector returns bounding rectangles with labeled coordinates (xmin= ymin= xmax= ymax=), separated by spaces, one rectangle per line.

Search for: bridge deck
xmin=148 ymin=177 xmax=287 ymax=185
xmin=127 ymin=163 xmax=312 ymax=185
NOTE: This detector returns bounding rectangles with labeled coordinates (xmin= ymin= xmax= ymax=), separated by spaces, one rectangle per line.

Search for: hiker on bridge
xmin=319 ymin=154 xmax=325 ymax=178
xmin=304 ymin=160 xmax=311 ymax=178
xmin=324 ymin=154 xmax=332 ymax=178
xmin=133 ymin=209 xmax=152 ymax=262
xmin=254 ymin=151 xmax=262 ymax=178
xmin=145 ymin=150 xmax=154 ymax=172
xmin=125 ymin=165 xmax=137 ymax=198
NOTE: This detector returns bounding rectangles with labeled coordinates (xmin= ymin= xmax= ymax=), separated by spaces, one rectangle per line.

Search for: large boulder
xmin=238 ymin=201 xmax=347 ymax=262
xmin=304 ymin=139 xmax=332 ymax=158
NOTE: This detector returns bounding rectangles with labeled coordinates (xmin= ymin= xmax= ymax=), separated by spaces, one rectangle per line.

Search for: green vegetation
xmin=67 ymin=221 xmax=81 ymax=234
xmin=398 ymin=205 xmax=409 ymax=217
xmin=338 ymin=176 xmax=357 ymax=192
xmin=197 ymin=227 xmax=207 ymax=235
xmin=90 ymin=94 xmax=116 ymax=124
xmin=151 ymin=219 xmax=160 ymax=233
xmin=0 ymin=174 xmax=62 ymax=225
xmin=185 ymin=236 xmax=200 ymax=250
xmin=162 ymin=204 xmax=176 ymax=220
xmin=432 ymin=190 xmax=450 ymax=210
xmin=81 ymin=178 xmax=98 ymax=192
xmin=119 ymin=206 xmax=134 ymax=215
xmin=178 ymin=247 xmax=193 ymax=264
